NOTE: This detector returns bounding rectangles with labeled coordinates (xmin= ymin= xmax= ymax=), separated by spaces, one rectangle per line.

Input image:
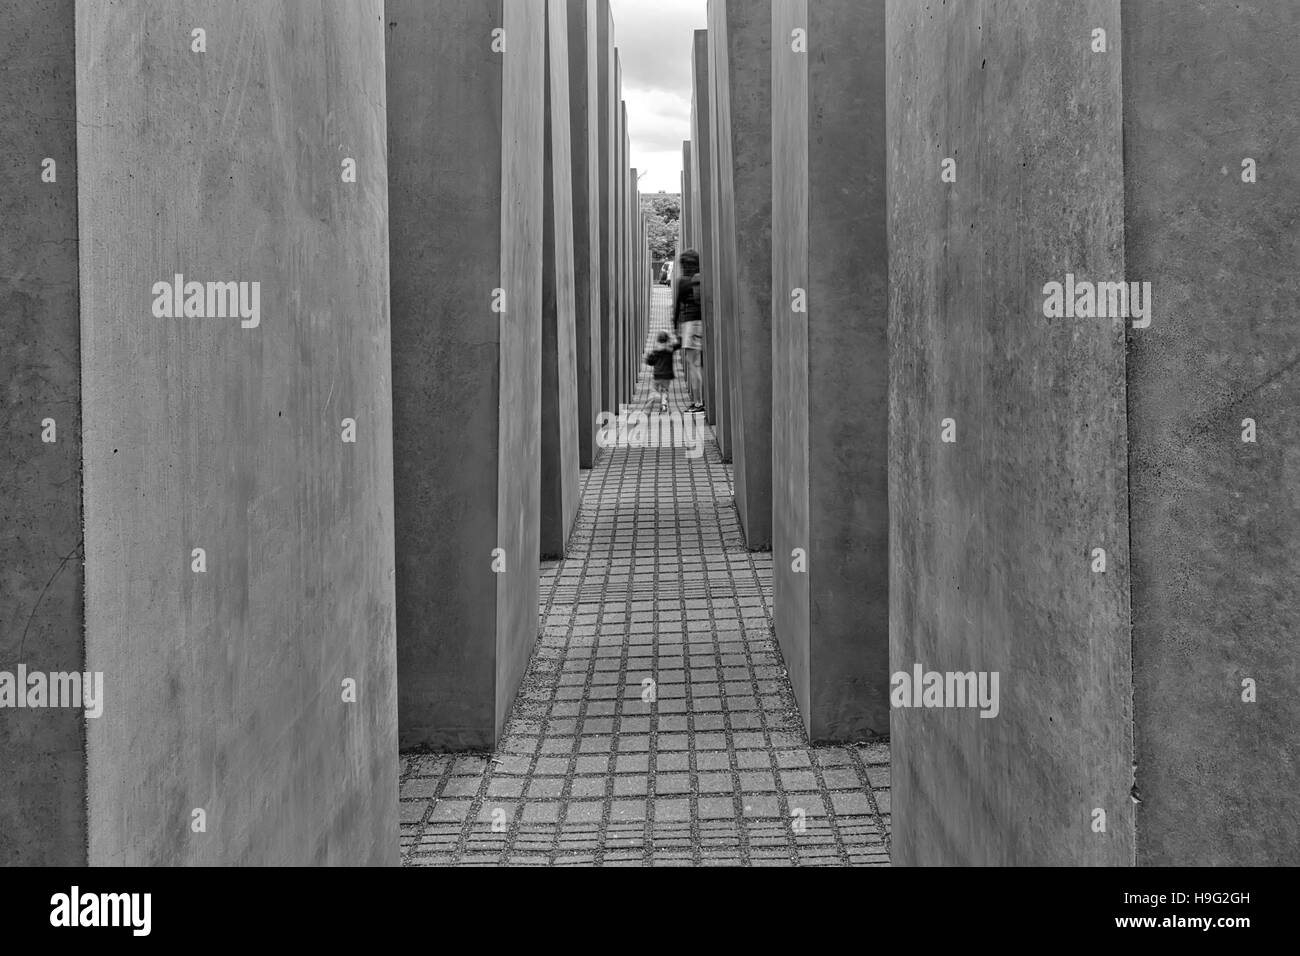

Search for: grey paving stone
xmin=400 ymin=289 xmax=890 ymax=867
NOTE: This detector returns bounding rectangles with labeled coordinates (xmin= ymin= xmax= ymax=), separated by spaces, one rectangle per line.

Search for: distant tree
xmin=641 ymin=193 xmax=681 ymax=264
xmin=646 ymin=194 xmax=680 ymax=226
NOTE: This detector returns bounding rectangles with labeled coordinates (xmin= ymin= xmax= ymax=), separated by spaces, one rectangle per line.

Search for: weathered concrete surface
xmin=692 ymin=30 xmax=727 ymax=445
xmin=614 ymin=84 xmax=625 ymax=409
xmin=639 ymin=211 xmax=648 ymax=347
xmin=492 ymin=0 xmax=544 ymax=746
xmin=771 ymin=0 xmax=889 ymax=742
xmin=631 ymin=176 xmax=638 ymax=387
xmin=887 ymin=0 xmax=1132 ymax=866
xmin=625 ymin=158 xmax=634 ymax=405
xmin=619 ymin=108 xmax=631 ymax=406
xmin=1124 ymin=0 xmax=1300 ymax=865
xmin=638 ymin=215 xmax=643 ymax=337
xmin=628 ymin=168 xmax=638 ymax=392
xmin=0 ymin=0 xmax=86 ymax=867
xmin=682 ymin=174 xmax=687 ymax=252
xmin=681 ymin=142 xmax=693 ymax=252
xmin=706 ymin=30 xmax=728 ymax=455
xmin=388 ymin=0 xmax=543 ymax=751
xmin=597 ymin=1 xmax=616 ymax=421
xmin=541 ymin=0 xmax=580 ymax=558
xmin=77 ymin=0 xmax=398 ymax=864
xmin=712 ymin=1 xmax=776 ymax=517
xmin=568 ymin=0 xmax=602 ymax=468
xmin=711 ymin=0 xmax=773 ymax=546
xmin=682 ymin=138 xmax=713 ymax=419
xmin=681 ymin=171 xmax=691 ymax=252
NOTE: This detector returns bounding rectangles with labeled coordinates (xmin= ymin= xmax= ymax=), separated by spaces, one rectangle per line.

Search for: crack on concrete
xmin=4 ymin=537 xmax=84 ymax=668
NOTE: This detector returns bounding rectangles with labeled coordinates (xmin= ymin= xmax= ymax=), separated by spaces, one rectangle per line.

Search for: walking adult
xmin=671 ymin=250 xmax=705 ymax=414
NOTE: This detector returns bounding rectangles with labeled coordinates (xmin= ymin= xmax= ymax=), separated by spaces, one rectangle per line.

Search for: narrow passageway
xmin=399 ymin=287 xmax=890 ymax=866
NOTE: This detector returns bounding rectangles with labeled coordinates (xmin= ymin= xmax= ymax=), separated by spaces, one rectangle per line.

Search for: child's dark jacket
xmin=645 ymin=341 xmax=681 ymax=380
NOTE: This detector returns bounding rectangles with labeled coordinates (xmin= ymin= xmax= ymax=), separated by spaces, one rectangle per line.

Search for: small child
xmin=644 ymin=331 xmax=681 ymax=414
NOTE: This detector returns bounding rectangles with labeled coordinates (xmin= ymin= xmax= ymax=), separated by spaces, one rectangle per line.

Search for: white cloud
xmin=610 ymin=0 xmax=706 ymax=193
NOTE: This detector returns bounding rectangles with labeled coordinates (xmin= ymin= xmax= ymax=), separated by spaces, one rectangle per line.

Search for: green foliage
xmin=641 ymin=193 xmax=681 ymax=264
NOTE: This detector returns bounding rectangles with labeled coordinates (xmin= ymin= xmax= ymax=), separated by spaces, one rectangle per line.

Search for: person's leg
xmin=681 ymin=321 xmax=705 ymax=410
xmin=686 ymin=348 xmax=703 ymax=409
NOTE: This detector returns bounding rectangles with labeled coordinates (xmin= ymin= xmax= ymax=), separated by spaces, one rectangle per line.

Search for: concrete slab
xmin=76 ymin=0 xmax=398 ymax=864
xmin=629 ymin=166 xmax=639 ymax=396
xmin=568 ymin=0 xmax=602 ymax=468
xmin=709 ymin=0 xmax=773 ymax=550
xmin=689 ymin=34 xmax=723 ymax=440
xmin=597 ymin=1 xmax=616 ymax=422
xmin=618 ymin=103 xmax=630 ymax=406
xmin=1124 ymin=0 xmax=1300 ymax=865
xmin=886 ymin=0 xmax=1132 ymax=866
xmin=682 ymin=142 xmax=693 ymax=252
xmin=388 ymin=0 xmax=543 ymax=752
xmin=541 ymin=0 xmax=581 ymax=558
xmin=614 ymin=84 xmax=625 ymax=409
xmin=701 ymin=29 xmax=732 ymax=461
xmin=681 ymin=137 xmax=714 ymax=420
xmin=0 ymin=0 xmax=86 ymax=866
xmin=771 ymin=0 xmax=889 ymax=742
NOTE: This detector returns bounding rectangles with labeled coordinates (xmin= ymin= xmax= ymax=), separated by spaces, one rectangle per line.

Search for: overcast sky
xmin=609 ymin=0 xmax=707 ymax=194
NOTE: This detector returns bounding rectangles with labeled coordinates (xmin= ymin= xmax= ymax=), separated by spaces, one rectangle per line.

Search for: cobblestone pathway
xmin=399 ymin=287 xmax=891 ymax=866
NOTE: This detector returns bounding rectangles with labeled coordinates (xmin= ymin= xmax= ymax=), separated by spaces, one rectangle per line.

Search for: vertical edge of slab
xmin=0 ymin=0 xmax=88 ymax=866
xmin=804 ymin=0 xmax=891 ymax=741
xmin=568 ymin=0 xmax=602 ymax=468
xmin=770 ymin=0 xmax=811 ymax=732
xmin=541 ymin=0 xmax=580 ymax=559
xmin=388 ymin=0 xmax=501 ymax=752
xmin=494 ymin=0 xmax=546 ymax=738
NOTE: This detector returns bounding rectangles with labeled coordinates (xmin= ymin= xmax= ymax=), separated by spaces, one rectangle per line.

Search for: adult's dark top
xmin=672 ymin=273 xmax=702 ymax=330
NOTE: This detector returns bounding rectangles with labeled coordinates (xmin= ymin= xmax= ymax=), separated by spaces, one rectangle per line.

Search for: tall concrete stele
xmin=888 ymin=0 xmax=1299 ymax=865
xmin=388 ymin=0 xmax=544 ymax=752
xmin=541 ymin=0 xmax=582 ymax=561
xmin=709 ymin=0 xmax=774 ymax=550
xmin=771 ymin=0 xmax=890 ymax=744
xmin=2 ymin=0 xmax=399 ymax=865
xmin=689 ymin=30 xmax=727 ymax=446
xmin=598 ymin=1 xmax=618 ymax=420
xmin=568 ymin=0 xmax=605 ymax=471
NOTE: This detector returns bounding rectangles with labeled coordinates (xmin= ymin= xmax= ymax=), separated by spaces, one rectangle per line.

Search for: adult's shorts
xmin=681 ymin=320 xmax=704 ymax=351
